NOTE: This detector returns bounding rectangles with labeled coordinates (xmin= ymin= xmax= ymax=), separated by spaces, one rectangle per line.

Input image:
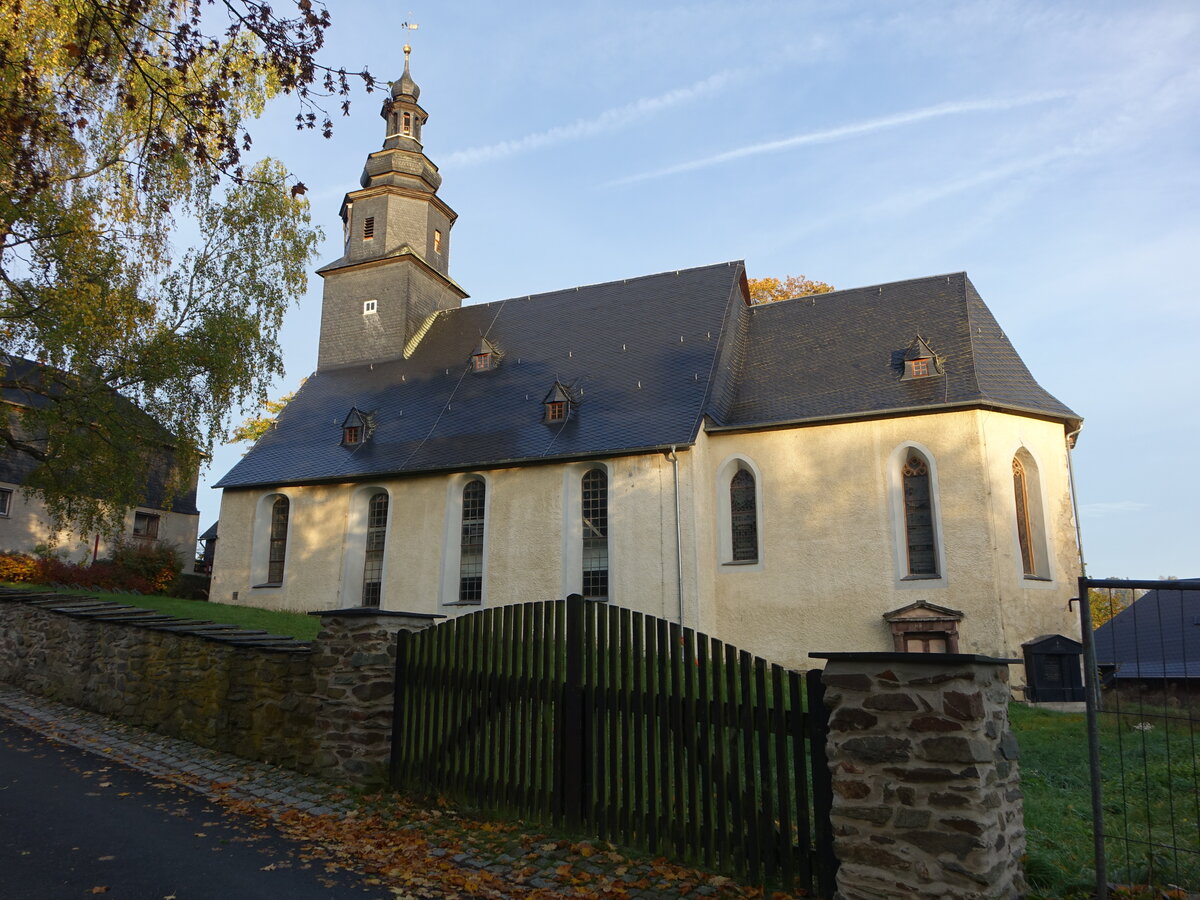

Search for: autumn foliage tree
xmin=0 ymin=1 xmax=373 ymax=535
xmin=229 ymin=382 xmax=304 ymax=445
xmin=746 ymin=274 xmax=835 ymax=304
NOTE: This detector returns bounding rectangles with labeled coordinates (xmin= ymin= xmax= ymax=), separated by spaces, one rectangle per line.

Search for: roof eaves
xmin=705 ymin=400 xmax=1083 ymax=435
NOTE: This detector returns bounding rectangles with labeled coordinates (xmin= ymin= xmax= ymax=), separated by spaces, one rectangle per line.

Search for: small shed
xmin=1022 ymin=634 xmax=1084 ymax=702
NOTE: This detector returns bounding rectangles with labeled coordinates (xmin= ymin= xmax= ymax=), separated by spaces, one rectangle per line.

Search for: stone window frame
xmin=887 ymin=442 xmax=947 ymax=586
xmin=1011 ymin=446 xmax=1053 ymax=582
xmin=715 ymin=455 xmax=764 ymax=571
xmin=440 ymin=474 xmax=491 ymax=607
xmin=251 ymin=492 xmax=292 ymax=588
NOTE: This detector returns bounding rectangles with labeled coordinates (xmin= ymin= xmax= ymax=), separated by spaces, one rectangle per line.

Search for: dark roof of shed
xmin=216 ymin=264 xmax=1079 ymax=490
xmin=714 ymin=272 xmax=1078 ymax=429
xmin=1094 ymin=583 xmax=1200 ymax=679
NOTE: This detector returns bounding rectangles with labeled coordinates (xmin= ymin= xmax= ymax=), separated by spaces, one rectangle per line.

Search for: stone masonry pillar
xmin=309 ymin=609 xmax=441 ymax=784
xmin=810 ymin=652 xmax=1025 ymax=900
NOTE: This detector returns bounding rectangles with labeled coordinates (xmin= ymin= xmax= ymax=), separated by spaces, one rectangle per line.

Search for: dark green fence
xmin=390 ymin=595 xmax=835 ymax=895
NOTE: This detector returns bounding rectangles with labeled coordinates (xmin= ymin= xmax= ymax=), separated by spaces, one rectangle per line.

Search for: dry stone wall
xmin=0 ymin=591 xmax=438 ymax=783
xmin=816 ymin=653 xmax=1025 ymax=900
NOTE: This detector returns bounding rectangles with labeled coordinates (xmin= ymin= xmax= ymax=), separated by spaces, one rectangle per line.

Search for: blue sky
xmin=201 ymin=0 xmax=1200 ymax=579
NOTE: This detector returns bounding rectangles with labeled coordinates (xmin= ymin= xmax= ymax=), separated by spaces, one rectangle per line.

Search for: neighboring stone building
xmin=212 ymin=49 xmax=1083 ymax=679
xmin=0 ymin=354 xmax=200 ymax=564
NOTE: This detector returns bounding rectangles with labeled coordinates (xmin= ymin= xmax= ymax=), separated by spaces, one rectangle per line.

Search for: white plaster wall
xmin=0 ymin=482 xmax=198 ymax=566
xmin=690 ymin=410 xmax=1080 ymax=673
xmin=210 ymin=409 xmax=1081 ymax=683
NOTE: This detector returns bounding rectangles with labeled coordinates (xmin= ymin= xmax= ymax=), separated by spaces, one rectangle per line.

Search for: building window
xmin=363 ymin=216 xmax=375 ymax=240
xmin=730 ymin=468 xmax=758 ymax=563
xmin=472 ymin=352 xmax=492 ymax=372
xmin=1013 ymin=457 xmax=1036 ymax=576
xmin=132 ymin=511 xmax=160 ymax=542
xmin=267 ymin=496 xmax=289 ymax=584
xmin=361 ymin=492 xmax=388 ymax=607
xmin=0 ymin=488 xmax=11 ymax=517
xmin=401 ymin=111 xmax=412 ymax=135
xmin=582 ymin=468 xmax=608 ymax=599
xmin=363 ymin=299 xmax=377 ymax=315
xmin=902 ymin=453 xmax=938 ymax=576
xmin=546 ymin=401 xmax=566 ymax=422
xmin=344 ymin=425 xmax=362 ymax=445
xmin=434 ymin=229 xmax=443 ymax=253
xmin=905 ymin=632 xmax=950 ymax=653
xmin=459 ymin=480 xmax=485 ymax=603
xmin=910 ymin=358 xmax=930 ymax=377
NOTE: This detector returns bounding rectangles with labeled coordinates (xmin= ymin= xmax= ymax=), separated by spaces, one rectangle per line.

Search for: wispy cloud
xmin=443 ymin=70 xmax=743 ymax=167
xmin=608 ymin=91 xmax=1071 ymax=187
xmin=1083 ymin=501 xmax=1151 ymax=517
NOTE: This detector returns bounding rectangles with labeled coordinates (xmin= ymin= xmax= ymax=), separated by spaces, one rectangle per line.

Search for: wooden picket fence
xmin=390 ymin=596 xmax=835 ymax=894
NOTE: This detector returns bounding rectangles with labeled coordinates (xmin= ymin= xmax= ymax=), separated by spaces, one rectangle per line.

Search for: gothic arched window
xmin=459 ymin=480 xmax=486 ymax=603
xmin=267 ymin=496 xmax=289 ymax=584
xmin=581 ymin=469 xmax=609 ymax=599
xmin=902 ymin=452 xmax=938 ymax=576
xmin=361 ymin=492 xmax=388 ymax=606
xmin=730 ymin=468 xmax=759 ymax=563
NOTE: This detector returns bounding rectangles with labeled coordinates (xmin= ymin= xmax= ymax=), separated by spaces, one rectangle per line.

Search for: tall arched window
xmin=902 ymin=453 xmax=938 ymax=576
xmin=581 ymin=468 xmax=608 ymax=599
xmin=361 ymin=492 xmax=388 ymax=606
xmin=730 ymin=468 xmax=759 ymax=562
xmin=459 ymin=480 xmax=486 ymax=602
xmin=267 ymin=496 xmax=289 ymax=584
xmin=1012 ymin=458 xmax=1035 ymax=576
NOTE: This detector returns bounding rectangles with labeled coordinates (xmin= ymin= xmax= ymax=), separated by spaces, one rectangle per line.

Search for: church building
xmin=212 ymin=50 xmax=1083 ymax=677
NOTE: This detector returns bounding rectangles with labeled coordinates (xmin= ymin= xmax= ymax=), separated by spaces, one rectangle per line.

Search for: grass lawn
xmin=1 ymin=583 xmax=320 ymax=641
xmin=1013 ymin=701 xmax=1200 ymax=899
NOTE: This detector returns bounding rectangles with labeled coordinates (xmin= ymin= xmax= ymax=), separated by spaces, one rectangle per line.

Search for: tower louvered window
xmin=730 ymin=468 xmax=758 ymax=562
xmin=362 ymin=492 xmax=388 ymax=607
xmin=363 ymin=216 xmax=375 ymax=240
xmin=902 ymin=454 xmax=938 ymax=576
xmin=459 ymin=480 xmax=485 ymax=602
xmin=582 ymin=469 xmax=608 ymax=599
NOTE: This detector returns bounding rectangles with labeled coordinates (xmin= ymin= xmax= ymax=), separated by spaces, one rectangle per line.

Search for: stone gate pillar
xmin=810 ymin=652 xmax=1025 ymax=900
xmin=310 ymin=608 xmax=441 ymax=784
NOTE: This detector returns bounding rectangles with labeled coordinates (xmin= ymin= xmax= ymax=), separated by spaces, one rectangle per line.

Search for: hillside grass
xmin=1013 ymin=700 xmax=1200 ymax=899
xmin=1 ymin=583 xmax=320 ymax=640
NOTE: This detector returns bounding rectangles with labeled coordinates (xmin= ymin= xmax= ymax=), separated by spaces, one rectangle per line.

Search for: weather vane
xmin=400 ymin=18 xmax=418 ymax=57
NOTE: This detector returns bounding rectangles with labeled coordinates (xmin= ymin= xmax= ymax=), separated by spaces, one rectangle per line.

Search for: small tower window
xmin=401 ymin=111 xmax=412 ymax=136
xmin=363 ymin=299 xmax=377 ymax=315
xmin=434 ymin=229 xmax=443 ymax=253
xmin=363 ymin=216 xmax=375 ymax=240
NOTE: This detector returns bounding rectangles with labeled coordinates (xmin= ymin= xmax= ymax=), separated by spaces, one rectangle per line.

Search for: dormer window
xmin=363 ymin=299 xmax=377 ymax=315
xmin=363 ymin=216 xmax=375 ymax=240
xmin=341 ymin=408 xmax=373 ymax=446
xmin=901 ymin=336 xmax=943 ymax=380
xmin=543 ymin=382 xmax=575 ymax=423
xmin=470 ymin=337 xmax=502 ymax=373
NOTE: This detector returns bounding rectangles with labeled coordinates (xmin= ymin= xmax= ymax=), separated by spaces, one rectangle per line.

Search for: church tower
xmin=316 ymin=46 xmax=467 ymax=370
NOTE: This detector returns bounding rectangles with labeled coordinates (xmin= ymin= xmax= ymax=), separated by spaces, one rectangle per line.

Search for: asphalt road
xmin=0 ymin=718 xmax=389 ymax=900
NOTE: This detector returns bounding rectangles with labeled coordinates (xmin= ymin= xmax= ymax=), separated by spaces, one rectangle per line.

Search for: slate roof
xmin=1094 ymin=583 xmax=1200 ymax=680
xmin=216 ymin=263 xmax=1079 ymax=490
xmin=712 ymin=271 xmax=1078 ymax=429
xmin=0 ymin=355 xmax=198 ymax=514
xmin=217 ymin=263 xmax=745 ymax=487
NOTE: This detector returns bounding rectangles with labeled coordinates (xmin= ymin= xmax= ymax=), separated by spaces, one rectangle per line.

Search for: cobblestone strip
xmin=0 ymin=683 xmax=353 ymax=816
